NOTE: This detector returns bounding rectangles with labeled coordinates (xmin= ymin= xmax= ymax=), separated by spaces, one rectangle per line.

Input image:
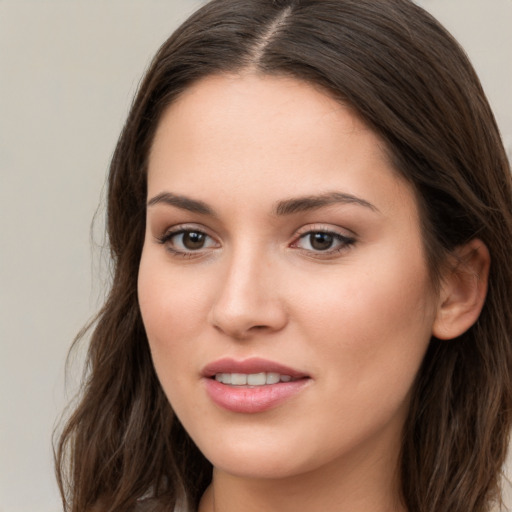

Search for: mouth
xmin=202 ymin=357 xmax=308 ymax=382
xmin=213 ymin=372 xmax=297 ymax=386
xmin=201 ymin=358 xmax=311 ymax=413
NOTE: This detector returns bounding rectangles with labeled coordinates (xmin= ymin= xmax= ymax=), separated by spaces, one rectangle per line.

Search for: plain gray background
xmin=0 ymin=1 xmax=511 ymax=511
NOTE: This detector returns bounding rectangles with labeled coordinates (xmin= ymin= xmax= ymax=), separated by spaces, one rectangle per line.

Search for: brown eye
xmin=309 ymin=232 xmax=334 ymax=251
xmin=182 ymin=231 xmax=206 ymax=250
xmin=158 ymin=228 xmax=218 ymax=254
xmin=293 ymin=230 xmax=355 ymax=255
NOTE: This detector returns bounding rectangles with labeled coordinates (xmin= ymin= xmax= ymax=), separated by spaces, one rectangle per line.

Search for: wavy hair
xmin=55 ymin=1 xmax=512 ymax=511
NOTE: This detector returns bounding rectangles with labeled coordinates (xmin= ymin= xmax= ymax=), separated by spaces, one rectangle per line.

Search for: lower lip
xmin=204 ymin=378 xmax=310 ymax=414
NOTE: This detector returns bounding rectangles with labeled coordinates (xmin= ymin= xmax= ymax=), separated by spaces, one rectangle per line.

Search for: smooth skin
xmin=138 ymin=73 xmax=489 ymax=512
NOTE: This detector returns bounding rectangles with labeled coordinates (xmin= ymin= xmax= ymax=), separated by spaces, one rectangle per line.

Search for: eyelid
xmin=156 ymin=223 xmax=216 ymax=239
xmin=290 ymin=223 xmax=357 ymax=256
xmin=292 ymin=223 xmax=356 ymax=239
xmin=155 ymin=223 xmax=220 ymax=255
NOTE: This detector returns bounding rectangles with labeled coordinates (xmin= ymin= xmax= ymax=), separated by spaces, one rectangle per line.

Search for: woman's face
xmin=138 ymin=74 xmax=440 ymax=480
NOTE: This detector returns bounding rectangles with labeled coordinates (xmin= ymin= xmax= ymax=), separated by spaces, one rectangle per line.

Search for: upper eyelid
xmin=159 ymin=223 xmax=215 ymax=237
xmin=292 ymin=223 xmax=356 ymax=239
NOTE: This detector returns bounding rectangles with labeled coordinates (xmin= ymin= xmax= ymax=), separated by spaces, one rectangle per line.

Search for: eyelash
xmin=291 ymin=229 xmax=356 ymax=257
xmin=155 ymin=225 xmax=356 ymax=258
xmin=155 ymin=226 xmax=218 ymax=258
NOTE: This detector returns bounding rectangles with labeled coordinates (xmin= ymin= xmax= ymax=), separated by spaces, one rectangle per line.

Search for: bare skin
xmin=138 ymin=73 xmax=489 ymax=512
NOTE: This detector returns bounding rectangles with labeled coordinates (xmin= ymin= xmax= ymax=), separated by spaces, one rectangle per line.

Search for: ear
xmin=432 ymin=239 xmax=490 ymax=340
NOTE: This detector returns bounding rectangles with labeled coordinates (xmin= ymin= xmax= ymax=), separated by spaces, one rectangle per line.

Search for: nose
xmin=209 ymin=247 xmax=288 ymax=340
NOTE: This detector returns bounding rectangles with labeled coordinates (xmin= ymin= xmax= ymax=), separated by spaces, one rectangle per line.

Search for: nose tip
xmin=210 ymin=291 xmax=288 ymax=340
xmin=212 ymin=311 xmax=285 ymax=340
xmin=209 ymin=258 xmax=288 ymax=340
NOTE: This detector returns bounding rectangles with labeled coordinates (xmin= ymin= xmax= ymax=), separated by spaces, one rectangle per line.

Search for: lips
xmin=202 ymin=357 xmax=308 ymax=379
xmin=201 ymin=357 xmax=311 ymax=413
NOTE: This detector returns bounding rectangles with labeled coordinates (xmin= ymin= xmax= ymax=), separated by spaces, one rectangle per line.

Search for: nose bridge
xmin=210 ymin=238 xmax=287 ymax=338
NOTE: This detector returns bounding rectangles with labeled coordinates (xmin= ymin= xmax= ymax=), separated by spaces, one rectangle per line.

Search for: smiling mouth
xmin=213 ymin=372 xmax=298 ymax=386
xmin=203 ymin=357 xmax=309 ymax=385
xmin=205 ymin=372 xmax=311 ymax=413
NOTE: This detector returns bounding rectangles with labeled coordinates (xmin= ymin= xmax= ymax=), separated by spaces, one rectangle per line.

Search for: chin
xmin=208 ymin=451 xmax=314 ymax=480
xmin=190 ymin=428 xmax=313 ymax=479
xmin=191 ymin=427 xmax=350 ymax=482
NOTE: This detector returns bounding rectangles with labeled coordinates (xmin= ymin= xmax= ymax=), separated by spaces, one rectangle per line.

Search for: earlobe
xmin=432 ymin=239 xmax=490 ymax=340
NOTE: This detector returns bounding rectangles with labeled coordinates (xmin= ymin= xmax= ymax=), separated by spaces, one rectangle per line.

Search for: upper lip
xmin=201 ymin=357 xmax=308 ymax=379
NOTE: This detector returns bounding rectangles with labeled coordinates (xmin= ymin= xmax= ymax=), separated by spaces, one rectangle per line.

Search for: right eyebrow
xmin=147 ymin=192 xmax=214 ymax=216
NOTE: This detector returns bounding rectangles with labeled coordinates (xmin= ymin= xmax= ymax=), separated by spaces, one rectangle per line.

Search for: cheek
xmin=291 ymin=244 xmax=435 ymax=387
xmin=137 ymin=250 xmax=210 ymax=368
xmin=137 ymin=253 xmax=213 ymax=420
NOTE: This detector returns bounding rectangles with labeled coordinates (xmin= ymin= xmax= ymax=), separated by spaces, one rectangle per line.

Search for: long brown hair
xmin=55 ymin=1 xmax=512 ymax=511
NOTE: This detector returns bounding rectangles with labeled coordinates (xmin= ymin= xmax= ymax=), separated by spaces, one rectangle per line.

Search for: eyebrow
xmin=147 ymin=192 xmax=214 ymax=215
xmin=274 ymin=192 xmax=379 ymax=215
xmin=146 ymin=190 xmax=378 ymax=217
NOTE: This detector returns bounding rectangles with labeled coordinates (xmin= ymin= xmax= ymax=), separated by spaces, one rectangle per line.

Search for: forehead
xmin=147 ymin=73 xmax=415 ymax=217
xmin=150 ymin=73 xmax=376 ymax=164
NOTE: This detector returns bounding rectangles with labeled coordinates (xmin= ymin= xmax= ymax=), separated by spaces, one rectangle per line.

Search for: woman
xmin=55 ymin=0 xmax=512 ymax=511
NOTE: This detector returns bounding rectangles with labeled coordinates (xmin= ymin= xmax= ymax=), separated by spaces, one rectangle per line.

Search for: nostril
xmin=209 ymin=285 xmax=288 ymax=338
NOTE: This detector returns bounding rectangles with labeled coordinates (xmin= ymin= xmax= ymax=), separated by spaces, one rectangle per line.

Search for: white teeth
xmin=231 ymin=373 xmax=247 ymax=385
xmin=247 ymin=372 xmax=266 ymax=385
xmin=266 ymin=372 xmax=280 ymax=384
xmin=214 ymin=372 xmax=294 ymax=386
xmin=215 ymin=373 xmax=231 ymax=384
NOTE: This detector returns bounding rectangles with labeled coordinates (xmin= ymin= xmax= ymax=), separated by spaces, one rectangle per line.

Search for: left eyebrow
xmin=274 ymin=192 xmax=379 ymax=216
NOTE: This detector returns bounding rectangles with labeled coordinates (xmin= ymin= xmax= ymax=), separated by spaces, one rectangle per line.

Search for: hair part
xmin=55 ymin=1 xmax=512 ymax=511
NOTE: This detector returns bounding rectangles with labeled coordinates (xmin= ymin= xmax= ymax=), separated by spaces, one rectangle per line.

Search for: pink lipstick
xmin=201 ymin=358 xmax=311 ymax=413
